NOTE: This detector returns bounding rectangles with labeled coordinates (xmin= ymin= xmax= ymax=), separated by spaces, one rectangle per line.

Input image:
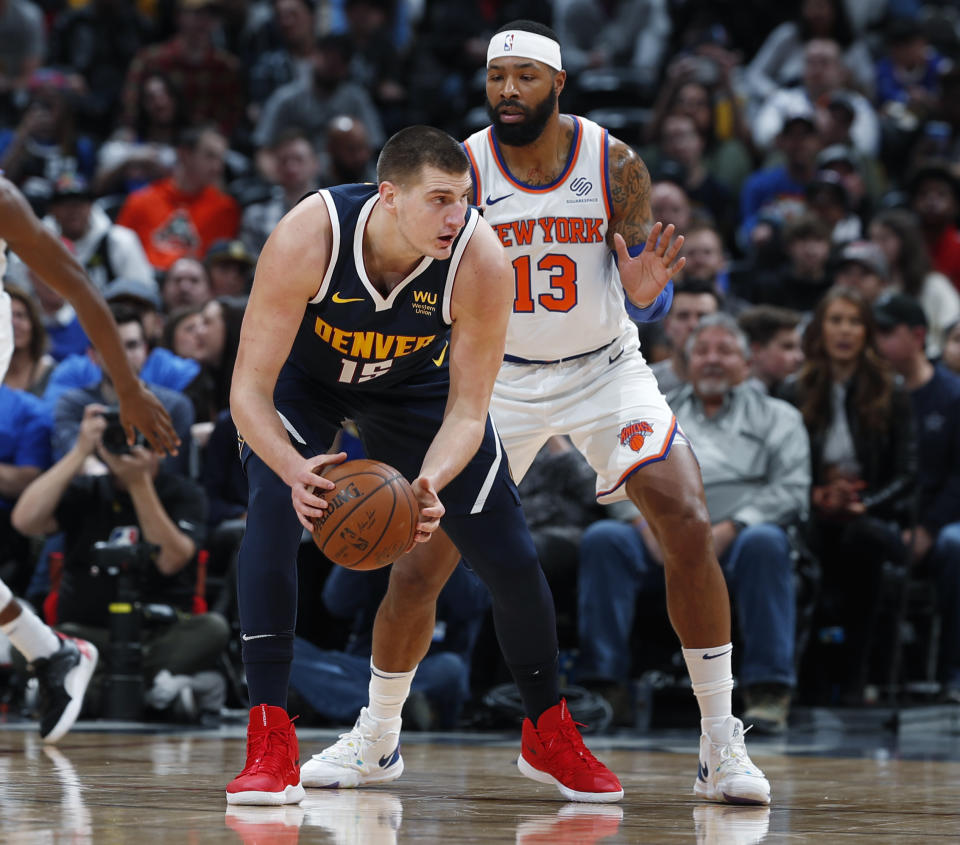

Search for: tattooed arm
xmin=605 ymin=136 xmax=684 ymax=314
xmin=607 ymin=138 xmax=653 ymax=249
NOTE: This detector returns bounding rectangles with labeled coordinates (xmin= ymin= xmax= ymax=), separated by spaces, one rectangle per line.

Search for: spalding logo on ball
xmin=310 ymin=459 xmax=419 ymax=570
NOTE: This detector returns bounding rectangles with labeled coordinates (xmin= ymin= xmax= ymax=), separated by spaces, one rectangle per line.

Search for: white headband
xmin=487 ymin=30 xmax=562 ymax=71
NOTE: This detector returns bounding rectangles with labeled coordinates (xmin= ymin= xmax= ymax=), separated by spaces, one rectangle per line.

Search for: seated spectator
xmin=868 ymin=208 xmax=960 ymax=357
xmin=577 ymin=313 xmax=810 ymax=733
xmin=875 ymin=19 xmax=947 ymax=126
xmin=204 ymin=239 xmax=256 ymax=298
xmin=649 ymin=277 xmax=719 ymax=394
xmin=0 ymin=69 xmax=97 ymax=190
xmin=290 ymin=561 xmax=490 ymax=729
xmin=780 ymin=287 xmax=916 ymax=704
xmin=656 ymin=113 xmax=734 ymax=239
xmin=252 ymin=34 xmax=385 ymax=157
xmin=116 ymin=126 xmax=240 ymax=272
xmin=49 ymin=0 xmax=151 ymax=136
xmin=0 ymin=382 xmax=51 ymax=595
xmin=94 ymin=72 xmax=185 ymax=196
xmin=752 ymin=39 xmax=878 ymax=157
xmin=120 ymin=0 xmax=244 ymax=138
xmin=805 ymin=169 xmax=861 ymax=244
xmin=163 ymin=306 xmax=205 ymax=361
xmin=908 ymin=161 xmax=960 ymax=292
xmin=242 ymin=129 xmax=319 ymax=254
xmin=104 ymin=277 xmax=167 ymax=348
xmin=739 ymin=108 xmax=821 ymax=252
xmin=643 ymin=72 xmax=753 ymax=196
xmin=679 ymin=223 xmax=731 ymax=299
xmin=743 ymin=0 xmax=874 ymax=112
xmin=3 ymin=283 xmax=56 ymax=396
xmin=161 ymin=257 xmax=212 ymax=312
xmin=817 ymin=143 xmax=880 ymax=221
xmin=0 ymin=0 xmax=45 ymax=125
xmin=23 ymin=265 xmax=90 ymax=362
xmin=832 ymin=240 xmax=892 ymax=304
xmin=737 ymin=305 xmax=804 ymax=395
xmin=246 ymin=0 xmax=317 ymax=125
xmin=873 ymin=294 xmax=960 ymax=702
xmin=322 ymin=115 xmax=376 ymax=186
xmin=43 ymin=173 xmax=155 ymax=293
xmin=11 ymin=404 xmax=230 ymax=722
xmin=944 ymin=320 xmax=960 ymax=375
xmin=746 ymin=213 xmax=833 ymax=313
xmin=49 ymin=305 xmax=194 ymax=475
xmin=552 ymin=0 xmax=671 ymax=86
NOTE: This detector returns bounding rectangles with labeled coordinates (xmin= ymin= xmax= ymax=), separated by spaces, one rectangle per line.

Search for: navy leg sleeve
xmin=237 ymin=450 xmax=305 ymax=708
xmin=443 ymin=503 xmax=560 ymax=719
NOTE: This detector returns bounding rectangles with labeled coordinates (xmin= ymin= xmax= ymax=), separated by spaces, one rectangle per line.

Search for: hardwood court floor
xmin=1 ymin=716 xmax=960 ymax=843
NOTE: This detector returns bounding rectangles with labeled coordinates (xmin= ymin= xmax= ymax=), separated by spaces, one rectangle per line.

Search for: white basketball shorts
xmin=490 ymin=327 xmax=682 ymax=503
xmin=0 ymin=287 xmax=12 ymax=382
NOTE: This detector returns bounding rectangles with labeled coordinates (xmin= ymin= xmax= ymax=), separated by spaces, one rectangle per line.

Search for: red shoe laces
xmin=537 ymin=716 xmax=606 ymax=774
xmin=241 ymin=716 xmax=297 ymax=777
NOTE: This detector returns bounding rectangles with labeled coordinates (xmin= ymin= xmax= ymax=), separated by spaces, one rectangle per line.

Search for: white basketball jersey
xmin=464 ymin=115 xmax=633 ymax=361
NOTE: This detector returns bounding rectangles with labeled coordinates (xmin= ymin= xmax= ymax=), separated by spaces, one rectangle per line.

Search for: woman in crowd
xmin=2 ymin=284 xmax=56 ymax=396
xmin=781 ymin=287 xmax=917 ymax=704
xmin=868 ymin=208 xmax=960 ymax=358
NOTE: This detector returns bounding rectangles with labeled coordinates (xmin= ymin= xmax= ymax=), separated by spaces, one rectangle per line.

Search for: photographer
xmin=12 ymin=404 xmax=229 ymax=720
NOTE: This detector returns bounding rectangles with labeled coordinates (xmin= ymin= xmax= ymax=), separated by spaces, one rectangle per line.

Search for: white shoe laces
xmin=312 ymin=728 xmax=366 ymax=764
xmin=715 ymin=725 xmax=760 ymax=776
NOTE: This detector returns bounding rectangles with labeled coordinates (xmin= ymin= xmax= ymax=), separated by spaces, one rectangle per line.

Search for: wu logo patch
xmin=412 ymin=289 xmax=438 ymax=316
xmin=570 ymin=177 xmax=593 ymax=197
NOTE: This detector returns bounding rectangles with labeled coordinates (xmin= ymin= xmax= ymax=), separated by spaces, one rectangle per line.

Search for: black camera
xmin=100 ymin=407 xmax=146 ymax=455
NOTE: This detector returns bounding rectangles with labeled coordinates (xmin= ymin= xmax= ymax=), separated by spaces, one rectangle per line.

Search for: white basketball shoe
xmin=693 ymin=716 xmax=771 ymax=805
xmin=300 ymin=708 xmax=403 ymax=788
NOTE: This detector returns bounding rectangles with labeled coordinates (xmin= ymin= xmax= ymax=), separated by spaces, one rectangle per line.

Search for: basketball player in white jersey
xmin=0 ymin=174 xmax=179 ymax=741
xmin=305 ymin=23 xmax=771 ymax=806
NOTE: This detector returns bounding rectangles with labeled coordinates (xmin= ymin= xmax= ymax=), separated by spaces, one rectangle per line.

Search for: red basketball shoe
xmin=517 ymin=700 xmax=624 ymax=803
xmin=227 ymin=704 xmax=305 ymax=806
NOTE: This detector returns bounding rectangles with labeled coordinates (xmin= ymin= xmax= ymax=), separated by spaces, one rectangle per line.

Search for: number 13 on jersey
xmin=512 ymin=254 xmax=579 ymax=313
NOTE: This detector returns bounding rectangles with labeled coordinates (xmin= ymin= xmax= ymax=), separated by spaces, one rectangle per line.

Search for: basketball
xmin=310 ymin=459 xmax=419 ymax=570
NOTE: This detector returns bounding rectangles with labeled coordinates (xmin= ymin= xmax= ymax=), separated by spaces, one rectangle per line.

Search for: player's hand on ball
xmin=288 ymin=452 xmax=347 ymax=531
xmin=409 ymin=476 xmax=444 ymax=548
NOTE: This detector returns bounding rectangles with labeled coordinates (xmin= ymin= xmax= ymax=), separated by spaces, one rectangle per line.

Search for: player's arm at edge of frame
xmin=605 ymin=137 xmax=678 ymax=317
xmin=0 ymin=176 xmax=179 ymax=455
xmin=230 ymin=193 xmax=343 ymax=502
xmin=418 ymin=216 xmax=513 ymax=492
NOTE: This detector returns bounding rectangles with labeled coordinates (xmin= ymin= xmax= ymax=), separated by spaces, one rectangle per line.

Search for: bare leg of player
xmin=625 ymin=444 xmax=770 ymax=805
xmin=300 ymin=535 xmax=460 ymax=788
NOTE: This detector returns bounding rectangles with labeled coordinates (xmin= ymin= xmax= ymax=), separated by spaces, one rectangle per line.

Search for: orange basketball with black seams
xmin=310 ymin=459 xmax=419 ymax=570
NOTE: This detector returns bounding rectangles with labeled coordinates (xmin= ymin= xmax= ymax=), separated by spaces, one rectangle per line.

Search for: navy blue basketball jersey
xmin=285 ymin=183 xmax=480 ymax=391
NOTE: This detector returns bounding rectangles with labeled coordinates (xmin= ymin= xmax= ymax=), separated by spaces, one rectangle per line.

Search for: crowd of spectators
xmin=2 ymin=0 xmax=960 ymax=732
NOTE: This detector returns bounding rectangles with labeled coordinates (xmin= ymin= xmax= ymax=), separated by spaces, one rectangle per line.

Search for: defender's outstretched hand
xmin=116 ymin=381 xmax=181 ymax=456
xmin=614 ymin=222 xmax=686 ymax=308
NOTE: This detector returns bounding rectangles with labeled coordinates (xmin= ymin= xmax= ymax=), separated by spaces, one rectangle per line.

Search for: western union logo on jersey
xmin=491 ymin=217 xmax=604 ymax=248
xmin=313 ymin=316 xmax=436 ymax=359
xmin=412 ymin=289 xmax=437 ymax=316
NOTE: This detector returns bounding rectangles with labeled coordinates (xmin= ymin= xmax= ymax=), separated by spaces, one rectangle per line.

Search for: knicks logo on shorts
xmin=619 ymin=420 xmax=654 ymax=452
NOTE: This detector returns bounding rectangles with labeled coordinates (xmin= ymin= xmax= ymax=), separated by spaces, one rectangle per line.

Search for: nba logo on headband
xmin=504 ymin=33 xmax=515 ymax=51
xmin=487 ymin=30 xmax=562 ymax=71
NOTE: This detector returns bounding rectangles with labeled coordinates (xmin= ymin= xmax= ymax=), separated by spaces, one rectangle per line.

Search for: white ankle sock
xmin=1 ymin=602 xmax=60 ymax=662
xmin=681 ymin=643 xmax=735 ymax=734
xmin=367 ymin=660 xmax=417 ymax=730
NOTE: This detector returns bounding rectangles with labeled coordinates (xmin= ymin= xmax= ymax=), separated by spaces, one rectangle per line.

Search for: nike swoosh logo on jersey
xmin=485 ymin=193 xmax=514 ymax=206
xmin=432 ymin=341 xmax=449 ymax=367
xmin=332 ymin=292 xmax=364 ymax=304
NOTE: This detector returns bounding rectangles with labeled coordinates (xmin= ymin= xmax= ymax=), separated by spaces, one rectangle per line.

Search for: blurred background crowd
xmin=1 ymin=0 xmax=960 ymax=735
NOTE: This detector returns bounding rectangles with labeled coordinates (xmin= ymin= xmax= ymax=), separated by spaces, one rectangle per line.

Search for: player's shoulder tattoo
xmin=607 ymin=137 xmax=651 ymax=246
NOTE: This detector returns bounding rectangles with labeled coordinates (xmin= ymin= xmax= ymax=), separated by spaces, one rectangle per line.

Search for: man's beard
xmin=487 ymin=87 xmax=557 ymax=147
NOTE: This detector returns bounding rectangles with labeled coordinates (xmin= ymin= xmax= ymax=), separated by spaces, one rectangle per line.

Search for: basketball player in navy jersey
xmin=226 ymin=125 xmax=622 ymax=806
xmin=0 ymin=174 xmax=178 ymax=743
xmin=314 ymin=24 xmax=772 ymax=806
